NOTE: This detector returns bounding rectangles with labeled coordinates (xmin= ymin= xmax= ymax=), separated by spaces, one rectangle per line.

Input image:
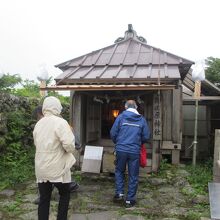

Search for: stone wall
xmin=0 ymin=93 xmax=70 ymax=152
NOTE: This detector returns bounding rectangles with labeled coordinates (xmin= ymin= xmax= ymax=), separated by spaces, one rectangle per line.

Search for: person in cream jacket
xmin=33 ymin=96 xmax=75 ymax=220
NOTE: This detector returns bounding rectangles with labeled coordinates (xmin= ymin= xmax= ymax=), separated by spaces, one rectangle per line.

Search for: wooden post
xmin=152 ymin=141 xmax=160 ymax=172
xmin=192 ymin=81 xmax=201 ymax=166
xmin=192 ymin=99 xmax=199 ymax=166
xmin=172 ymin=87 xmax=182 ymax=165
xmin=152 ymin=92 xmax=162 ymax=171
xmin=70 ymin=91 xmax=75 ymax=125
xmin=72 ymin=92 xmax=83 ymax=168
xmin=172 ymin=88 xmax=182 ymax=143
xmin=213 ymin=129 xmax=220 ymax=182
xmin=39 ymin=80 xmax=47 ymax=97
xmin=162 ymin=90 xmax=172 ymax=141
xmin=172 ymin=150 xmax=180 ymax=165
xmin=194 ymin=81 xmax=201 ymax=99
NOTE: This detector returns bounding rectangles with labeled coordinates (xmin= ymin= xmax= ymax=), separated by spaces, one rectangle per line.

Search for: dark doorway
xmin=101 ymin=98 xmax=145 ymax=139
xmin=101 ymin=100 xmax=124 ymax=139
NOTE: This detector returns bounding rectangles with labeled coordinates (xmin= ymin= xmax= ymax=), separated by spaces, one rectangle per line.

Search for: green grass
xmin=0 ymin=147 xmax=35 ymax=190
xmin=185 ymin=160 xmax=212 ymax=195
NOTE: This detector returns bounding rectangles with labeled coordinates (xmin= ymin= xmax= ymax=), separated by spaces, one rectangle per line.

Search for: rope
xmin=185 ymin=141 xmax=198 ymax=151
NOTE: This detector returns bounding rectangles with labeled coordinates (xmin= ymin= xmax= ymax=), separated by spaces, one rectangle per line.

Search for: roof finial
xmin=128 ymin=24 xmax=133 ymax=32
xmin=114 ymin=24 xmax=147 ymax=43
xmin=124 ymin=24 xmax=136 ymax=39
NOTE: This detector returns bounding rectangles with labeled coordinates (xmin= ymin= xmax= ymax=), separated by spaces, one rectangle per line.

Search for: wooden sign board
xmin=81 ymin=145 xmax=103 ymax=173
xmin=153 ymin=92 xmax=162 ymax=140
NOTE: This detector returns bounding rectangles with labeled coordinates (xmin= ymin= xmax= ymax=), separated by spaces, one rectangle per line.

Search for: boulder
xmin=0 ymin=189 xmax=15 ymax=197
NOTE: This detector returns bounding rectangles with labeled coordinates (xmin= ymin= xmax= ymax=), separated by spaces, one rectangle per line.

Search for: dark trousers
xmin=115 ymin=151 xmax=140 ymax=201
xmin=38 ymin=182 xmax=70 ymax=220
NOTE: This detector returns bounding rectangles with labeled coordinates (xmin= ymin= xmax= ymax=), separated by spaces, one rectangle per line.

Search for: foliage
xmin=185 ymin=210 xmax=202 ymax=220
xmin=13 ymin=78 xmax=70 ymax=105
xmin=205 ymin=57 xmax=220 ymax=86
xmin=0 ymin=73 xmax=69 ymax=104
xmin=185 ymin=159 xmax=212 ymax=195
xmin=48 ymin=91 xmax=70 ymax=104
xmin=2 ymin=193 xmax=24 ymax=216
xmin=14 ymin=79 xmax=40 ymax=98
xmin=0 ymin=148 xmax=35 ymax=190
xmin=154 ymin=159 xmax=212 ymax=196
xmin=73 ymin=171 xmax=82 ymax=183
xmin=0 ymin=73 xmax=22 ymax=91
xmin=0 ymin=73 xmax=70 ymax=189
xmin=153 ymin=158 xmax=176 ymax=179
xmin=159 ymin=158 xmax=173 ymax=171
xmin=0 ymin=103 xmax=36 ymax=190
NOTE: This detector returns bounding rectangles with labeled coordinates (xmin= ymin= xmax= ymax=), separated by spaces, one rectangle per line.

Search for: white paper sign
xmin=82 ymin=145 xmax=103 ymax=173
xmin=192 ymin=61 xmax=205 ymax=81
xmin=83 ymin=145 xmax=103 ymax=160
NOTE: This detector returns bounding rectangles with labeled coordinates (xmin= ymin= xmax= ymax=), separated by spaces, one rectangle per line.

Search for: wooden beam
xmin=184 ymin=96 xmax=220 ymax=101
xmin=41 ymin=84 xmax=175 ymax=91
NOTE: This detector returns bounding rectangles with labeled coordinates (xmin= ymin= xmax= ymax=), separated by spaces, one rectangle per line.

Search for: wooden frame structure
xmin=47 ymin=25 xmax=195 ymax=172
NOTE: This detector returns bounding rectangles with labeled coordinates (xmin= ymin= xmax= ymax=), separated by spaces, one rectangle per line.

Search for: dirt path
xmin=0 ymin=165 xmax=210 ymax=220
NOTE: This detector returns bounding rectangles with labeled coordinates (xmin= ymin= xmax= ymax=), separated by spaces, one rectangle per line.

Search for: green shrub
xmin=0 ymin=101 xmax=37 ymax=190
xmin=0 ymin=73 xmax=21 ymax=92
xmin=185 ymin=210 xmax=201 ymax=220
xmin=0 ymin=75 xmax=70 ymax=189
xmin=185 ymin=160 xmax=212 ymax=195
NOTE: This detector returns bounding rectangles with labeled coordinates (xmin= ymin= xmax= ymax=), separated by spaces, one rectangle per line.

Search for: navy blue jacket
xmin=110 ymin=110 xmax=150 ymax=154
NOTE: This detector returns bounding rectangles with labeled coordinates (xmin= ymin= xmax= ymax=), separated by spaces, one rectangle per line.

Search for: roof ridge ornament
xmin=114 ymin=24 xmax=147 ymax=43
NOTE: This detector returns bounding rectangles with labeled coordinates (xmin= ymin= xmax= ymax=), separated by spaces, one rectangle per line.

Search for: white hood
xmin=42 ymin=96 xmax=62 ymax=116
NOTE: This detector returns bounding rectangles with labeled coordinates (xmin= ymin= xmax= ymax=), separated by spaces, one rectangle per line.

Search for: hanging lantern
xmin=112 ymin=109 xmax=119 ymax=118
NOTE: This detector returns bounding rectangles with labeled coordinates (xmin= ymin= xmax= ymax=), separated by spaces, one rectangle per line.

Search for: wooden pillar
xmin=152 ymin=92 xmax=162 ymax=171
xmin=152 ymin=141 xmax=160 ymax=172
xmin=172 ymin=150 xmax=180 ymax=165
xmin=172 ymin=88 xmax=182 ymax=143
xmin=39 ymin=80 xmax=47 ymax=97
xmin=71 ymin=92 xmax=83 ymax=167
xmin=162 ymin=90 xmax=172 ymax=141
xmin=171 ymin=87 xmax=182 ymax=165
xmin=213 ymin=129 xmax=220 ymax=182
xmin=71 ymin=92 xmax=82 ymax=138
xmin=70 ymin=91 xmax=74 ymax=125
xmin=206 ymin=105 xmax=211 ymax=157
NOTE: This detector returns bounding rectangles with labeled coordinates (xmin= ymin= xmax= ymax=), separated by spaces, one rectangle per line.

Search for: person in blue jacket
xmin=110 ymin=100 xmax=150 ymax=208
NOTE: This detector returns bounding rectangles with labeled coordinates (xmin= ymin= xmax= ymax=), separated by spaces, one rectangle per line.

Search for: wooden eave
xmin=42 ymin=84 xmax=176 ymax=91
xmin=55 ymin=77 xmax=179 ymax=85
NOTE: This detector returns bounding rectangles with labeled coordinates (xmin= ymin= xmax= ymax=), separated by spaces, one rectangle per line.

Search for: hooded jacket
xmin=110 ymin=109 xmax=150 ymax=154
xmin=33 ymin=96 xmax=76 ymax=183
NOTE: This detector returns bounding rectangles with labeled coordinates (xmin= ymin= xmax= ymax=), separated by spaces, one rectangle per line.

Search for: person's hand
xmin=75 ymin=135 xmax=81 ymax=150
xmin=75 ymin=143 xmax=82 ymax=150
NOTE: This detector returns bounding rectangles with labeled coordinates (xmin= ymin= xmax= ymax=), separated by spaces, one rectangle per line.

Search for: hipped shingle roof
xmin=55 ymin=25 xmax=194 ymax=85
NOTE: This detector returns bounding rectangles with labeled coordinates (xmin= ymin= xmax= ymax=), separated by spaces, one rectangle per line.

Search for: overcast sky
xmin=0 ymin=0 xmax=220 ymax=81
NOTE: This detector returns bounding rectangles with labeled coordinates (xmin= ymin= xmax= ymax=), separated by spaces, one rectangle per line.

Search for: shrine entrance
xmin=51 ymin=25 xmax=194 ymax=172
xmin=75 ymin=90 xmax=148 ymax=141
xmin=101 ymin=100 xmax=124 ymax=139
xmin=101 ymin=95 xmax=145 ymax=139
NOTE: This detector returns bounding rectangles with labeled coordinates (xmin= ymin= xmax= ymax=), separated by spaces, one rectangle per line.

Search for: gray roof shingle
xmin=55 ymin=25 xmax=194 ymax=85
